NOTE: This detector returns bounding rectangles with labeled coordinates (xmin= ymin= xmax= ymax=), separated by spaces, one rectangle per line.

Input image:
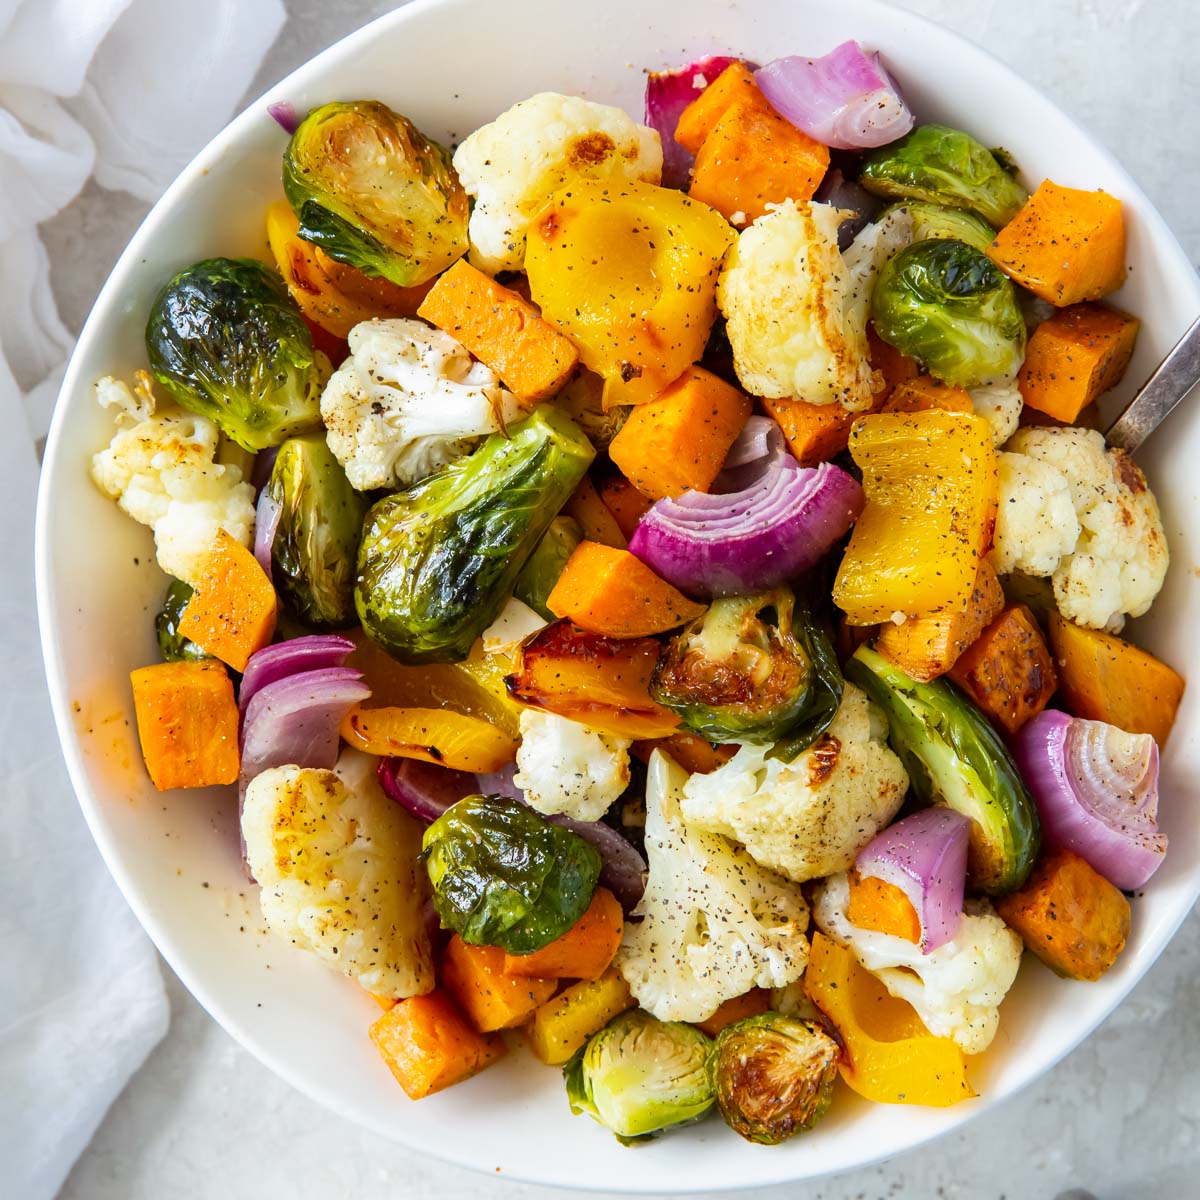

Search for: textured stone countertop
xmin=48 ymin=1 xmax=1199 ymax=1197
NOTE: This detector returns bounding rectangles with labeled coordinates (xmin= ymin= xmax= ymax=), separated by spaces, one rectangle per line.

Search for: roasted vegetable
xmin=870 ymin=238 xmax=1026 ymax=388
xmin=652 ymin=588 xmax=843 ymax=757
xmin=422 ymin=794 xmax=602 ymax=953
xmin=833 ymin=411 xmax=997 ymax=626
xmin=881 ymin=200 xmax=995 ymax=252
xmin=145 ymin=258 xmax=323 ymax=451
xmin=995 ymin=846 xmax=1130 ymax=981
xmin=154 ymin=580 xmax=209 ymax=662
xmin=564 ymin=1009 xmax=715 ymax=1143
xmin=513 ymin=515 xmax=584 ymax=621
xmin=846 ymin=645 xmax=1040 ymax=894
xmin=525 ymin=969 xmax=636 ymax=1066
xmin=526 ymin=179 xmax=734 ymax=403
xmin=268 ymin=434 xmax=366 ymax=627
xmin=506 ymin=618 xmax=680 ymax=740
xmin=130 ymin=659 xmax=240 ymax=791
xmin=355 ymin=407 xmax=594 ymax=664
xmin=859 ymin=124 xmax=1027 ymax=227
xmin=709 ymin=1013 xmax=840 ymax=1145
xmin=985 ymin=180 xmax=1126 ymax=306
xmin=440 ymin=935 xmax=556 ymax=1032
xmin=283 ymin=100 xmax=468 ymax=287
xmin=504 ymin=886 xmax=624 ymax=980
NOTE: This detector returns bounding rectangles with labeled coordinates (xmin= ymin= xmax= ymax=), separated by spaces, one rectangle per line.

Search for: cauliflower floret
xmin=89 ymin=374 xmax=255 ymax=585
xmin=679 ymin=683 xmax=909 ymax=882
xmin=452 ymin=92 xmax=662 ymax=273
xmin=320 ymin=318 xmax=523 ymax=490
xmin=717 ymin=200 xmax=879 ymax=411
xmin=969 ymin=380 xmax=1023 ymax=446
xmin=814 ymin=872 xmax=1022 ymax=1054
xmin=989 ymin=450 xmax=1081 ymax=577
xmin=616 ymin=750 xmax=810 ymax=1023
xmin=512 ymin=708 xmax=631 ymax=823
xmin=992 ymin=427 xmax=1169 ymax=629
xmin=242 ymin=751 xmax=434 ymax=1000
xmin=841 ymin=206 xmax=913 ymax=335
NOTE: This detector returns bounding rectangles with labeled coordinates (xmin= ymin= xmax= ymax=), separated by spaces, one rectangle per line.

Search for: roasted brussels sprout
xmin=565 ymin=1009 xmax=715 ymax=1143
xmin=709 ymin=1013 xmax=841 ymax=1145
xmin=283 ymin=100 xmax=469 ymax=288
xmin=858 ymin=124 xmax=1028 ymax=227
xmin=651 ymin=588 xmax=843 ymax=758
xmin=846 ymin=646 xmax=1040 ymax=894
xmin=870 ymin=238 xmax=1026 ymax=387
xmin=145 ymin=258 xmax=323 ymax=451
xmin=513 ymin=515 xmax=584 ymax=620
xmin=154 ymin=579 xmax=209 ymax=662
xmin=267 ymin=434 xmax=367 ymax=627
xmin=422 ymin=794 xmax=601 ymax=953
xmin=880 ymin=200 xmax=995 ymax=252
xmin=355 ymin=406 xmax=594 ymax=664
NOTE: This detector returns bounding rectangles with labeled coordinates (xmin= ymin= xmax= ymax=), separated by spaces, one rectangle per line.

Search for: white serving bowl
xmin=35 ymin=0 xmax=1200 ymax=1190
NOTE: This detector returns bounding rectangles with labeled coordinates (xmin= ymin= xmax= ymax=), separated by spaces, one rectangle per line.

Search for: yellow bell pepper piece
xmin=833 ymin=410 xmax=997 ymax=625
xmin=523 ymin=968 xmax=636 ymax=1066
xmin=526 ymin=179 xmax=735 ymax=404
xmin=804 ymin=932 xmax=975 ymax=1107
xmin=339 ymin=705 xmax=517 ymax=773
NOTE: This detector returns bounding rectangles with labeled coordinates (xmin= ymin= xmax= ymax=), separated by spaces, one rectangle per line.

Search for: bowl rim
xmin=34 ymin=0 xmax=1200 ymax=1190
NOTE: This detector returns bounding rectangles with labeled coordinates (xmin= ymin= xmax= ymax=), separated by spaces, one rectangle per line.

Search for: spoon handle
xmin=1106 ymin=312 xmax=1200 ymax=453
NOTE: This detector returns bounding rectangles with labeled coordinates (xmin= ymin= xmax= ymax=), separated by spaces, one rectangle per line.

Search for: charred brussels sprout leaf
xmin=283 ymin=100 xmax=469 ymax=287
xmin=565 ymin=1009 xmax=715 ymax=1144
xmin=146 ymin=258 xmax=323 ymax=451
xmin=710 ymin=1013 xmax=841 ymax=1145
xmin=846 ymin=645 xmax=1040 ymax=894
xmin=155 ymin=580 xmax=209 ymax=662
xmin=880 ymin=200 xmax=996 ymax=253
xmin=513 ymin=515 xmax=584 ymax=621
xmin=355 ymin=406 xmax=594 ymax=664
xmin=871 ymin=238 xmax=1026 ymax=387
xmin=859 ymin=124 xmax=1028 ymax=227
xmin=268 ymin=434 xmax=367 ymax=627
xmin=422 ymin=794 xmax=601 ymax=953
xmin=651 ymin=588 xmax=843 ymax=758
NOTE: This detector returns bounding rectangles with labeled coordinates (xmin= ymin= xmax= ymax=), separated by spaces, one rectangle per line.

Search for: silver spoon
xmin=1106 ymin=312 xmax=1200 ymax=452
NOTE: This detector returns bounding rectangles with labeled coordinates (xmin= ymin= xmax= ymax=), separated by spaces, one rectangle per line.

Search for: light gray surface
xmin=48 ymin=1 xmax=1200 ymax=1197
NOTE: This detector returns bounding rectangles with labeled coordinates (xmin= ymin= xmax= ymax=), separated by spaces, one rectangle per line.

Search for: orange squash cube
xmin=597 ymin=473 xmax=653 ymax=542
xmin=177 ymin=529 xmax=276 ymax=672
xmin=762 ymin=395 xmax=858 ymax=468
xmin=130 ymin=659 xmax=240 ymax=791
xmin=608 ymin=365 xmax=751 ymax=500
xmin=1019 ymin=303 xmax=1140 ymax=423
xmin=503 ymin=887 xmax=623 ymax=980
xmin=882 ymin=375 xmax=974 ymax=415
xmin=563 ymin=476 xmax=627 ymax=549
xmin=369 ymin=989 xmax=505 ymax=1099
xmin=675 ymin=62 xmax=764 ymax=154
xmin=846 ymin=871 xmax=922 ymax=944
xmin=948 ymin=604 xmax=1057 ymax=735
xmin=689 ymin=101 xmax=830 ymax=225
xmin=440 ymin=936 xmax=556 ymax=1033
xmin=693 ymin=989 xmax=772 ymax=1038
xmin=986 ymin=180 xmax=1126 ymax=306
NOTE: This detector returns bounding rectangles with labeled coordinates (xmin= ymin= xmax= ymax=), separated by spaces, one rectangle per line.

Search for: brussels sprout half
xmin=268 ymin=434 xmax=367 ymax=628
xmin=155 ymin=579 xmax=209 ymax=662
xmin=870 ymin=238 xmax=1026 ymax=388
xmin=651 ymin=588 xmax=843 ymax=758
xmin=846 ymin=645 xmax=1040 ymax=894
xmin=284 ymin=100 xmax=469 ymax=288
xmin=513 ymin=515 xmax=584 ymax=621
xmin=422 ymin=794 xmax=601 ymax=954
xmin=146 ymin=258 xmax=323 ymax=451
xmin=565 ymin=1009 xmax=715 ymax=1144
xmin=858 ymin=124 xmax=1028 ymax=227
xmin=709 ymin=1013 xmax=841 ymax=1145
xmin=355 ymin=406 xmax=594 ymax=664
xmin=879 ymin=200 xmax=996 ymax=253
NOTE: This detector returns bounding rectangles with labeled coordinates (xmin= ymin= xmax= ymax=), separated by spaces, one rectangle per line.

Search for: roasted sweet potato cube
xmin=440 ymin=936 xmax=556 ymax=1033
xmin=1019 ymin=304 xmax=1140 ymax=423
xmin=876 ymin=560 xmax=1004 ymax=682
xmin=995 ymin=847 xmax=1131 ymax=981
xmin=948 ymin=604 xmax=1057 ymax=734
xmin=674 ymin=62 xmax=764 ymax=154
xmin=693 ymin=989 xmax=771 ymax=1038
xmin=882 ymin=375 xmax=974 ymax=415
xmin=762 ymin=395 xmax=858 ymax=468
xmin=868 ymin=324 xmax=920 ymax=402
xmin=597 ymin=472 xmax=652 ymax=542
xmin=986 ymin=180 xmax=1126 ymax=306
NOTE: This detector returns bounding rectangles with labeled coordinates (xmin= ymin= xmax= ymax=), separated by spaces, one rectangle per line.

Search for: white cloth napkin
xmin=0 ymin=2 xmax=284 ymax=1197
